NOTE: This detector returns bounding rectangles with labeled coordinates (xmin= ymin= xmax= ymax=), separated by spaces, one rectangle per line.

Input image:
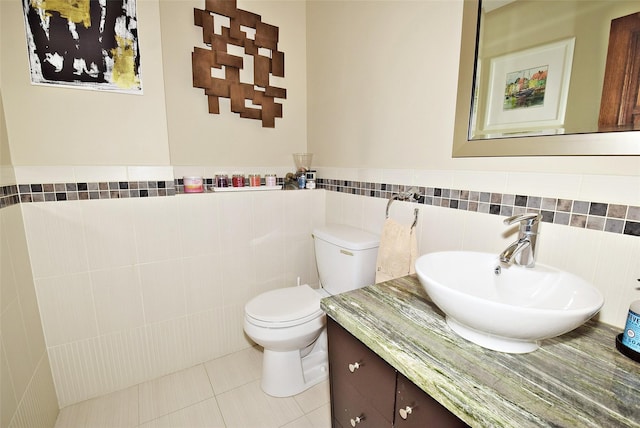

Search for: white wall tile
xmin=1 ymin=300 xmax=34 ymax=400
xmin=73 ymin=166 xmax=128 ymax=183
xmin=177 ymin=194 xmax=221 ymax=257
xmin=139 ymin=260 xmax=186 ymax=324
xmin=132 ymin=197 xmax=181 ymax=264
xmin=8 ymin=353 xmax=58 ymax=428
xmin=1 ymin=341 xmax=19 ymax=428
xmin=34 ymin=273 xmax=98 ymax=346
xmin=143 ymin=316 xmax=192 ymax=380
xmin=414 ymin=169 xmax=455 ymax=190
xmin=91 ymin=266 xmax=145 ymax=335
xmin=4 ymin=207 xmax=36 ymax=287
xmin=505 ymin=172 xmax=581 ymax=200
xmin=82 ymin=199 xmax=138 ymax=270
xmin=253 ymin=239 xmax=287 ymax=293
xmin=251 ymin=190 xmax=285 ymax=243
xmin=355 ymin=167 xmax=384 ymax=183
xmin=361 ymin=196 xmax=387 ymax=239
xmin=13 ymin=166 xmax=75 ymax=183
xmin=338 ymin=186 xmax=638 ymax=329
xmin=221 ymin=249 xmax=255 ymax=306
xmin=382 ymin=168 xmax=415 ymax=186
xmin=182 ymin=255 xmax=224 ymax=314
xmin=451 ymin=170 xmax=507 ymax=194
xmin=284 ymin=236 xmax=318 ymax=288
xmin=22 ymin=202 xmax=89 ymax=279
xmin=217 ymin=193 xmax=254 ymax=253
xmin=186 ymin=310 xmax=227 ymax=364
xmin=579 ymin=174 xmax=640 ymax=206
xmin=340 ymin=193 xmax=365 ymax=230
xmin=127 ymin=166 xmax=174 ymax=181
xmin=1 ymin=219 xmax=19 ymax=314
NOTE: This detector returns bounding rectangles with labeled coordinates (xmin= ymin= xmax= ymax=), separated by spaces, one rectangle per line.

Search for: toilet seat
xmin=245 ymin=284 xmax=324 ymax=328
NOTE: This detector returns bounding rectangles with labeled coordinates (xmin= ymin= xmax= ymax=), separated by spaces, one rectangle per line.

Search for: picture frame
xmin=22 ymin=0 xmax=143 ymax=94
xmin=482 ymin=38 xmax=575 ymax=133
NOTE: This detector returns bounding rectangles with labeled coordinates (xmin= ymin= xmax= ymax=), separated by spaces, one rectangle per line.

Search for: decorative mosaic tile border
xmin=2 ymin=178 xmax=638 ymax=237
xmin=316 ymin=179 xmax=640 ymax=237
xmin=0 ymin=185 xmax=20 ymax=209
xmin=0 ymin=181 xmax=175 ymax=209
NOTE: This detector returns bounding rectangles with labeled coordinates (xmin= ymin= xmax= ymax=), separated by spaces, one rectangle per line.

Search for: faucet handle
xmin=503 ymin=212 xmax=541 ymax=225
xmin=504 ymin=213 xmax=541 ymax=233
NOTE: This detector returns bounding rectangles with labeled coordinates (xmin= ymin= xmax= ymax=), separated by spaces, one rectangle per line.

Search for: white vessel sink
xmin=415 ymin=251 xmax=604 ymax=353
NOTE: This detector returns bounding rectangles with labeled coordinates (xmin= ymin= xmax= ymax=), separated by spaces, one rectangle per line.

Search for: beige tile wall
xmin=21 ymin=189 xmax=325 ymax=407
xmin=1 ymin=205 xmax=58 ymax=428
xmin=323 ymin=174 xmax=640 ymax=329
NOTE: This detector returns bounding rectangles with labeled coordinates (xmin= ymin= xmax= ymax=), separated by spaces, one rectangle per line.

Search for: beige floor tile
xmin=293 ymin=380 xmax=330 ymax=414
xmin=204 ymin=346 xmax=262 ymax=394
xmin=138 ymin=398 xmax=225 ymax=428
xmin=139 ymin=364 xmax=214 ymax=423
xmin=281 ymin=415 xmax=315 ymax=428
xmin=54 ymin=386 xmax=138 ymax=428
xmin=216 ymin=380 xmax=304 ymax=428
xmin=305 ymin=403 xmax=331 ymax=428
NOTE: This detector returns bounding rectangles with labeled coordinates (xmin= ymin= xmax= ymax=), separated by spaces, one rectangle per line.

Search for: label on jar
xmin=622 ymin=309 xmax=640 ymax=352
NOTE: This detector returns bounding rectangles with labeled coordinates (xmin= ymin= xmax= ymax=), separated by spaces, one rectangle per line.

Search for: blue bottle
xmin=622 ymin=300 xmax=640 ymax=352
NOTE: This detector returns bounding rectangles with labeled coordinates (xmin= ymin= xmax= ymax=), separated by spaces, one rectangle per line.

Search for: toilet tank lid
xmin=313 ymin=224 xmax=380 ymax=250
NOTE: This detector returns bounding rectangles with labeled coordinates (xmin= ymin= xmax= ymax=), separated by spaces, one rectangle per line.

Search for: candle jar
xmin=249 ymin=174 xmax=261 ymax=187
xmin=232 ymin=173 xmax=245 ymax=187
xmin=183 ymin=176 xmax=204 ymax=193
xmin=265 ymin=174 xmax=277 ymax=187
xmin=215 ymin=173 xmax=229 ymax=188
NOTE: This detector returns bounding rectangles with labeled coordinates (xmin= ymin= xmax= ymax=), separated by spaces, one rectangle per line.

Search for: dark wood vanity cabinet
xmin=327 ymin=318 xmax=468 ymax=427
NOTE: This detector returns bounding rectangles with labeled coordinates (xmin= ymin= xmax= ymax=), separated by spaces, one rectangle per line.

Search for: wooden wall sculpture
xmin=192 ymin=0 xmax=286 ymax=128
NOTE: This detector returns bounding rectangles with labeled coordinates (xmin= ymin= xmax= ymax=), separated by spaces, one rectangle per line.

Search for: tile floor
xmin=54 ymin=346 xmax=331 ymax=428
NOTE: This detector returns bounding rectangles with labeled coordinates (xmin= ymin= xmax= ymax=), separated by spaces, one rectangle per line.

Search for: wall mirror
xmin=453 ymin=0 xmax=640 ymax=157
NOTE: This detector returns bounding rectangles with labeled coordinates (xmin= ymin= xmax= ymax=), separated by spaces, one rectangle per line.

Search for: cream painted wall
xmin=306 ymin=0 xmax=640 ymax=176
xmin=160 ymin=0 xmax=308 ymax=166
xmin=0 ymin=92 xmax=12 ymax=184
xmin=0 ymin=0 xmax=170 ymax=166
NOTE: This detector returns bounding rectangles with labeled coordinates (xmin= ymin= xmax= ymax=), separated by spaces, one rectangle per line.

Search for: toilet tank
xmin=313 ymin=224 xmax=380 ymax=295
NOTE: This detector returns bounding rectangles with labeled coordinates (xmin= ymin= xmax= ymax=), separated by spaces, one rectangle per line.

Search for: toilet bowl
xmin=244 ymin=284 xmax=329 ymax=397
xmin=243 ymin=224 xmax=380 ymax=397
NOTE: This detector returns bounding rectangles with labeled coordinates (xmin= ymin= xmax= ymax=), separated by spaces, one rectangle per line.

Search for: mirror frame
xmin=452 ymin=0 xmax=640 ymax=157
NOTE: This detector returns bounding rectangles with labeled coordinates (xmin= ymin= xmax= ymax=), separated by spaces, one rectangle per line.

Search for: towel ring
xmin=386 ymin=196 xmax=419 ymax=229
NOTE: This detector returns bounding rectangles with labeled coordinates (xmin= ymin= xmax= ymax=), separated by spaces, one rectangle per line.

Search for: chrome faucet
xmin=499 ymin=213 xmax=541 ymax=268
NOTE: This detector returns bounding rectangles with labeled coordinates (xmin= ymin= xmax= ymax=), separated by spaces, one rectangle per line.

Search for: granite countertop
xmin=320 ymin=275 xmax=640 ymax=427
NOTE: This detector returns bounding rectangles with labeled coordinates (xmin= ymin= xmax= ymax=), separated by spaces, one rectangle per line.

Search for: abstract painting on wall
xmin=22 ymin=0 xmax=143 ymax=94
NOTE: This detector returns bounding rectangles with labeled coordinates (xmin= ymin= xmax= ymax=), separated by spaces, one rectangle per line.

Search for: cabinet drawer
xmin=332 ymin=374 xmax=391 ymax=428
xmin=395 ymin=372 xmax=469 ymax=428
xmin=327 ymin=318 xmax=396 ymax=416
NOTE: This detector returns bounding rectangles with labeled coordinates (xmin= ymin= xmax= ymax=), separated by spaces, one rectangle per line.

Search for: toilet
xmin=243 ymin=224 xmax=380 ymax=397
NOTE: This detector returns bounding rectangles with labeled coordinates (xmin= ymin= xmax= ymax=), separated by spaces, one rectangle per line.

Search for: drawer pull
xmin=399 ymin=406 xmax=413 ymax=419
xmin=348 ymin=362 xmax=360 ymax=372
xmin=350 ymin=415 xmax=365 ymax=426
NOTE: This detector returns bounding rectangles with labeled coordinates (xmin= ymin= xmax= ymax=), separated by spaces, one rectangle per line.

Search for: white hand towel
xmin=375 ymin=217 xmax=418 ymax=283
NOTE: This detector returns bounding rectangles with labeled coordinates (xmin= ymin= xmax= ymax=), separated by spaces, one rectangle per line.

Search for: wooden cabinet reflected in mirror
xmin=598 ymin=12 xmax=640 ymax=132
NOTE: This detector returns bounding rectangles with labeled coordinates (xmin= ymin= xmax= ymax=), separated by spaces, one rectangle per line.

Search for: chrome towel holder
xmin=386 ymin=187 xmax=420 ymax=229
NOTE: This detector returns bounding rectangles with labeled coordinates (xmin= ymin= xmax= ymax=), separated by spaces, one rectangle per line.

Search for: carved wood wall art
xmin=192 ymin=0 xmax=286 ymax=128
